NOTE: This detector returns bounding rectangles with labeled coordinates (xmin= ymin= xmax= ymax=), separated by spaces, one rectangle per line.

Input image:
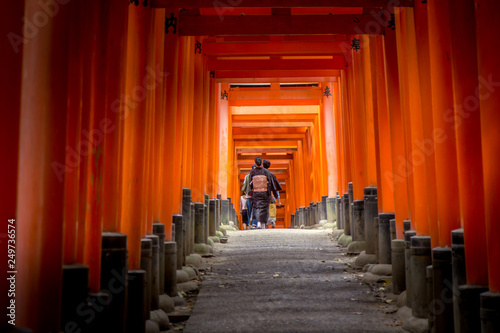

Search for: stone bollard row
xmin=363 ymin=187 xmax=377 ymax=255
xmin=335 ymin=196 xmax=342 ymax=229
xmin=153 ymin=223 xmax=166 ymax=294
xmin=348 ymin=183 xmax=353 ymax=236
xmin=343 ymin=193 xmax=350 ymax=236
xmin=221 ymin=199 xmax=229 ymax=225
xmin=378 ymin=213 xmax=395 ymax=264
xmin=410 ymin=236 xmax=432 ymax=319
xmin=326 ymin=197 xmax=336 ymax=225
xmin=182 ymin=188 xmax=192 ymax=257
xmin=352 ymin=200 xmax=364 ymax=242
xmin=173 ymin=215 xmax=184 ymax=269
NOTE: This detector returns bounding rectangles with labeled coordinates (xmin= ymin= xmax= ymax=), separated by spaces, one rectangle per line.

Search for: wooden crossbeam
xmin=203 ymin=41 xmax=351 ymax=56
xmin=153 ymin=0 xmax=413 ymax=8
xmin=208 ymin=57 xmax=347 ymax=71
xmin=214 ymin=69 xmax=340 ymax=79
xmin=178 ymin=14 xmax=386 ymax=36
xmin=229 ymin=88 xmax=323 ymax=101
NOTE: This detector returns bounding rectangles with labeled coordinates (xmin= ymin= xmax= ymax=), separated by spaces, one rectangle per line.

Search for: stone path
xmin=184 ymin=229 xmax=404 ymax=333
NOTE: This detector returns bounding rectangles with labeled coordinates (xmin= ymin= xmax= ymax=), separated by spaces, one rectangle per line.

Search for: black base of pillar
xmin=480 ymin=291 xmax=500 ymax=333
xmin=456 ymin=285 xmax=488 ymax=333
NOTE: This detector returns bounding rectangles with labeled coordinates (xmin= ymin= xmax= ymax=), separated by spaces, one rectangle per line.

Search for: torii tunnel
xmin=2 ymin=0 xmax=500 ymax=332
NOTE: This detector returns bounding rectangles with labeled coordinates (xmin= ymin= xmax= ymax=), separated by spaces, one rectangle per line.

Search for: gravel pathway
xmin=184 ymin=229 xmax=404 ymax=333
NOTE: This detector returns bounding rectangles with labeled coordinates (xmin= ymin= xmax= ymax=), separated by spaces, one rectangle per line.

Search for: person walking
xmin=263 ymin=159 xmax=282 ymax=206
xmin=241 ymin=165 xmax=257 ymax=228
xmin=249 ymin=157 xmax=278 ymax=229
xmin=240 ymin=191 xmax=249 ymax=230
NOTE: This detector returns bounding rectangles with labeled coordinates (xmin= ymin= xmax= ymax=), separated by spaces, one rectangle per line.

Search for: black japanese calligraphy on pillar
xmin=129 ymin=0 xmax=139 ymax=6
xmin=221 ymin=90 xmax=228 ymax=100
xmin=195 ymin=41 xmax=202 ymax=54
xmin=210 ymin=71 xmax=216 ymax=79
xmin=387 ymin=14 xmax=396 ymax=31
xmin=351 ymin=38 xmax=360 ymax=52
xmin=165 ymin=13 xmax=177 ymax=34
xmin=324 ymin=86 xmax=332 ymax=98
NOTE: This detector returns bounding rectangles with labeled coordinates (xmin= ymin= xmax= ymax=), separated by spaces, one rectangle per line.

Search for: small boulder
xmin=145 ymin=319 xmax=160 ymax=333
xmin=338 ymin=234 xmax=352 ymax=246
xmin=177 ymin=281 xmax=199 ymax=292
xmin=159 ymin=294 xmax=175 ymax=313
xmin=209 ymin=236 xmax=220 ymax=243
xmin=186 ymin=254 xmax=203 ymax=267
xmin=172 ymin=295 xmax=186 ymax=306
xmin=176 ymin=270 xmax=189 ymax=284
xmin=371 ymin=264 xmax=393 ymax=276
xmin=182 ymin=266 xmax=197 ymax=280
xmin=150 ymin=309 xmax=170 ymax=330
xmin=347 ymin=241 xmax=365 ymax=254
xmin=354 ymin=251 xmax=376 ymax=268
xmin=207 ymin=238 xmax=215 ymax=247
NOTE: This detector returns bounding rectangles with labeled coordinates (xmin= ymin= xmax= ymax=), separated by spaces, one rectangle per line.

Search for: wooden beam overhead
xmin=233 ymin=122 xmax=313 ymax=128
xmin=237 ymin=147 xmax=298 ymax=153
xmin=153 ymin=0 xmax=413 ymax=8
xmin=204 ymin=41 xmax=350 ymax=56
xmin=178 ymin=14 xmax=386 ymax=36
xmin=229 ymin=88 xmax=323 ymax=101
xmin=216 ymin=76 xmax=338 ymax=83
xmin=214 ymin=69 xmax=340 ymax=79
xmin=208 ymin=57 xmax=347 ymax=71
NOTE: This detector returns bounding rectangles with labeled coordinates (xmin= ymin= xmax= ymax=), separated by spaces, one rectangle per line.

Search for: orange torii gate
xmin=3 ymin=0 xmax=500 ymax=332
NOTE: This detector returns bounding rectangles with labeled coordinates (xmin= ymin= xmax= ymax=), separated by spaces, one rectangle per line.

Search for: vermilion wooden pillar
xmin=322 ymin=82 xmax=338 ymax=197
xmin=16 ymin=0 xmax=70 ymax=330
xmin=361 ymin=36 xmax=377 ymax=188
xmin=340 ymin=71 xmax=353 ymax=193
xmin=333 ymin=81 xmax=344 ymax=195
xmin=62 ymin=0 xmax=83 ymax=264
xmin=449 ymin=0 xmax=488 ymax=286
xmin=427 ymin=0 xmax=461 ymax=247
xmin=202 ymin=55 xmax=210 ymax=198
xmin=475 ymin=0 xmax=500 ymax=293
xmin=414 ymin=0 xmax=440 ymax=247
xmin=207 ymin=76 xmax=217 ymax=197
xmin=84 ymin=0 xmax=110 ymax=292
xmin=370 ymin=35 xmax=395 ymax=214
xmin=398 ymin=8 xmax=430 ymax=236
xmin=102 ymin=0 xmax=129 ymax=233
xmin=192 ymin=36 xmax=205 ymax=202
xmin=173 ymin=37 xmax=187 ymax=214
xmin=296 ymin=143 xmax=306 ymax=206
xmin=349 ymin=36 xmax=367 ymax=201
xmin=181 ymin=37 xmax=195 ymax=190
xmin=120 ymin=4 xmax=150 ymax=270
xmin=152 ymin=10 xmax=166 ymax=224
xmin=160 ymin=10 xmax=180 ymax=236
xmin=384 ymin=21 xmax=410 ymax=239
xmin=0 ymin=2 xmax=23 ymax=330
xmin=218 ymin=83 xmax=230 ymax=198
xmin=395 ymin=8 xmax=416 ymax=228
xmin=76 ymin=0 xmax=90 ymax=264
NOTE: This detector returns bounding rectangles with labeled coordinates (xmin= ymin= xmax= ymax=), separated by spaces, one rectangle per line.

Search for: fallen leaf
xmin=353 ymin=312 xmax=362 ymax=315
xmin=351 ymin=298 xmax=357 ymax=301
xmin=385 ymin=299 xmax=394 ymax=304
xmin=273 ymin=274 xmax=280 ymax=278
